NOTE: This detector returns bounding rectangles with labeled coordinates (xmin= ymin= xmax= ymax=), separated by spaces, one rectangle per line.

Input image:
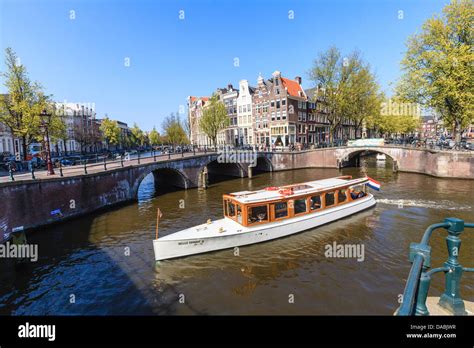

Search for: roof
xmin=228 ymin=177 xmax=369 ymax=204
xmin=304 ymin=87 xmax=318 ymax=100
xmin=190 ymin=96 xmax=209 ymax=102
xmin=281 ymin=77 xmax=306 ymax=98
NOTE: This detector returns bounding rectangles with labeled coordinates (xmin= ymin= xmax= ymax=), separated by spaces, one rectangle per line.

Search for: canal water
xmin=0 ymin=155 xmax=473 ymax=315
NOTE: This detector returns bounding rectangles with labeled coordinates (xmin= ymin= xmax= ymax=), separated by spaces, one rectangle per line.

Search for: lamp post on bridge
xmin=40 ymin=109 xmax=55 ymax=176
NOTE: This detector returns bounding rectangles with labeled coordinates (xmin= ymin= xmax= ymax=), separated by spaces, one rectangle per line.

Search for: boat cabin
xmin=222 ymin=176 xmax=369 ymax=227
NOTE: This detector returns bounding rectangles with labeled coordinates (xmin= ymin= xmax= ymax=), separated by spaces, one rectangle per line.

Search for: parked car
xmin=60 ymin=158 xmax=74 ymax=166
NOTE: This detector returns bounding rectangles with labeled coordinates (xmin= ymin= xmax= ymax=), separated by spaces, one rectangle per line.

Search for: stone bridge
xmin=0 ymin=146 xmax=472 ymax=242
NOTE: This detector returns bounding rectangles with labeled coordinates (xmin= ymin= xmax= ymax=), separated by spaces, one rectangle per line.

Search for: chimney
xmin=295 ymin=76 xmax=302 ymax=85
xmin=227 ymin=83 xmax=233 ymax=91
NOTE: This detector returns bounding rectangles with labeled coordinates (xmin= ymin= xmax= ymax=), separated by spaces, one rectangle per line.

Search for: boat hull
xmin=153 ymin=194 xmax=376 ymax=261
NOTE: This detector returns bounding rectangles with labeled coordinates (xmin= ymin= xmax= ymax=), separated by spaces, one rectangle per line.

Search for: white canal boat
xmin=153 ymin=176 xmax=377 ymax=261
xmin=376 ymin=153 xmax=386 ymax=161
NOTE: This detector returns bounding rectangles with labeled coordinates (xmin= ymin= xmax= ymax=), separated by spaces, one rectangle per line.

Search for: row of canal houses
xmin=188 ymin=70 xmax=357 ymax=147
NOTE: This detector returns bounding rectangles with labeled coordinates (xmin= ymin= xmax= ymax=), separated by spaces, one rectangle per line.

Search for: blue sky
xmin=0 ymin=0 xmax=448 ymax=131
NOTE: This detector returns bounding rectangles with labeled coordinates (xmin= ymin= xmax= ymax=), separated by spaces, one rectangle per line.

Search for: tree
xmin=48 ymin=107 xmax=68 ymax=154
xmin=149 ymin=127 xmax=160 ymax=146
xmin=100 ymin=117 xmax=120 ymax=148
xmin=198 ymin=94 xmax=229 ymax=146
xmin=396 ymin=0 xmax=473 ymax=142
xmin=162 ymin=112 xmax=188 ymax=145
xmin=345 ymin=64 xmax=384 ymax=138
xmin=0 ymin=47 xmax=51 ymax=159
xmin=309 ymin=47 xmax=380 ymax=142
xmin=73 ymin=122 xmax=91 ymax=154
xmin=130 ymin=123 xmax=145 ymax=147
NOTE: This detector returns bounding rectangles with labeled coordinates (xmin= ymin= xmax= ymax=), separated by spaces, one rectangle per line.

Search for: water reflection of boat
xmin=376 ymin=154 xmax=386 ymax=161
xmin=153 ymin=176 xmax=376 ymax=261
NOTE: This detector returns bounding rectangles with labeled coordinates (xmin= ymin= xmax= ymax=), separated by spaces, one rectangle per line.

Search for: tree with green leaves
xmin=345 ymin=64 xmax=384 ymax=138
xmin=396 ymin=0 xmax=473 ymax=142
xmin=0 ymin=47 xmax=54 ymax=159
xmin=130 ymin=123 xmax=145 ymax=147
xmin=162 ymin=112 xmax=188 ymax=145
xmin=149 ymin=127 xmax=160 ymax=146
xmin=198 ymin=94 xmax=229 ymax=146
xmin=100 ymin=117 xmax=120 ymax=149
xmin=309 ymin=47 xmax=382 ymax=142
xmin=48 ymin=107 xmax=68 ymax=154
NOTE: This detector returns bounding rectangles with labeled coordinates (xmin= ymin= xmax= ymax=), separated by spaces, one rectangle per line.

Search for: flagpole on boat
xmin=155 ymin=208 xmax=161 ymax=240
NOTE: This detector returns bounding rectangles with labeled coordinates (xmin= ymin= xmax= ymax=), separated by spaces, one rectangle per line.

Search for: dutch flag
xmin=366 ymin=176 xmax=381 ymax=191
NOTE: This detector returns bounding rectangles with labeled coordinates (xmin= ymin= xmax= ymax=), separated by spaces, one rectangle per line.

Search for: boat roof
xmin=228 ymin=177 xmax=369 ymax=204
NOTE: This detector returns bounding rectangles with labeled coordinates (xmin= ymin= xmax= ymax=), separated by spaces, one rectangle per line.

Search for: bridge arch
xmin=253 ymin=156 xmax=273 ymax=172
xmin=132 ymin=166 xmax=190 ymax=199
xmin=205 ymin=159 xmax=246 ymax=177
xmin=339 ymin=147 xmax=399 ymax=171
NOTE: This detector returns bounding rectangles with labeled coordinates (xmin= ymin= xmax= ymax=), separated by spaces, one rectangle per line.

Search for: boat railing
xmin=397 ymin=217 xmax=474 ymax=316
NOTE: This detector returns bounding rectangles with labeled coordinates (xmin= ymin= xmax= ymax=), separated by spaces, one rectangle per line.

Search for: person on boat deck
xmin=310 ymin=198 xmax=321 ymax=210
xmin=350 ymin=189 xmax=366 ymax=199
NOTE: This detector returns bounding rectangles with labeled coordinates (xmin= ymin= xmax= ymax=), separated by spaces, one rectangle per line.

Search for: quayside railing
xmin=397 ymin=217 xmax=474 ymax=316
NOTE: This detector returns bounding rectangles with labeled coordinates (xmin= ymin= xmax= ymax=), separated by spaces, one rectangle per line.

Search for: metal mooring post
xmin=83 ymin=160 xmax=88 ymax=174
xmin=138 ymin=151 xmax=141 ymax=165
xmin=438 ymin=217 xmax=467 ymax=315
xmin=103 ymin=157 xmax=107 ymax=170
xmin=30 ymin=166 xmax=36 ymax=180
xmin=8 ymin=164 xmax=14 ymax=181
xmin=59 ymin=161 xmax=64 ymax=177
xmin=153 ymin=150 xmax=156 ymax=162
xmin=120 ymin=155 xmax=124 ymax=167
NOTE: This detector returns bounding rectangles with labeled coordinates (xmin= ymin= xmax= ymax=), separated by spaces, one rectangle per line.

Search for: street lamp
xmin=40 ymin=109 xmax=55 ymax=175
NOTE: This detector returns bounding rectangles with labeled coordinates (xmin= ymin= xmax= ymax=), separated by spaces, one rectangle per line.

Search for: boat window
xmin=237 ymin=205 xmax=242 ymax=224
xmin=349 ymin=186 xmax=366 ymax=200
xmin=338 ymin=189 xmax=347 ymax=203
xmin=294 ymin=198 xmax=307 ymax=214
xmin=325 ymin=192 xmax=335 ymax=207
xmin=274 ymin=202 xmax=288 ymax=219
xmin=227 ymin=201 xmax=236 ymax=217
xmin=248 ymin=205 xmax=268 ymax=224
xmin=310 ymin=195 xmax=321 ymax=210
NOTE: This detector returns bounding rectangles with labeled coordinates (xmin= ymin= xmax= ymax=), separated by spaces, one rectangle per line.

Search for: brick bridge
xmin=0 ymin=146 xmax=472 ymax=242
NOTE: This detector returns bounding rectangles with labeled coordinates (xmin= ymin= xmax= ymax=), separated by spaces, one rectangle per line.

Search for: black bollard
xmin=83 ymin=160 xmax=88 ymax=174
xmin=103 ymin=157 xmax=107 ymax=170
xmin=31 ymin=165 xmax=36 ymax=180
xmin=9 ymin=165 xmax=14 ymax=181
xmin=59 ymin=161 xmax=64 ymax=177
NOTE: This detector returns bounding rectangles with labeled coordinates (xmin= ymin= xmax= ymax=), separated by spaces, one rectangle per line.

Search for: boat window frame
xmin=324 ymin=191 xmax=336 ymax=207
xmin=293 ymin=197 xmax=308 ymax=215
xmin=309 ymin=194 xmax=322 ymax=211
xmin=273 ymin=201 xmax=289 ymax=220
xmin=247 ymin=203 xmax=270 ymax=226
xmin=337 ymin=189 xmax=348 ymax=204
